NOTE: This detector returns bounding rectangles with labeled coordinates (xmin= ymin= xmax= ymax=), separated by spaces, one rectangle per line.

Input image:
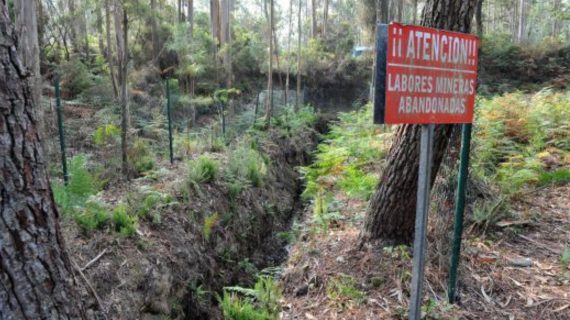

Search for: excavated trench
xmin=180 ymin=117 xmax=332 ymax=319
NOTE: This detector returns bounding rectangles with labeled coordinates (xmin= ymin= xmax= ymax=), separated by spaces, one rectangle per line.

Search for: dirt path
xmin=280 ymin=184 xmax=570 ymax=319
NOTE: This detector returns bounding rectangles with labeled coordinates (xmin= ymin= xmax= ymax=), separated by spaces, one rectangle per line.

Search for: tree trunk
xmin=359 ymin=0 xmax=478 ymax=246
xmin=476 ymin=0 xmax=484 ymax=37
xmin=0 ymin=3 xmax=85 ymax=317
xmin=285 ymin=0 xmax=293 ymax=106
xmin=311 ymin=0 xmax=317 ymax=37
xmin=265 ymin=0 xmax=274 ymax=126
xmin=96 ymin=2 xmax=106 ymax=58
xmin=397 ymin=0 xmax=403 ymax=22
xmin=517 ymin=0 xmax=526 ymax=43
xmin=14 ymin=0 xmax=40 ymax=108
xmin=296 ymin=0 xmax=302 ymax=110
xmin=115 ymin=1 xmax=129 ymax=177
xmin=380 ymin=0 xmax=389 ymax=24
xmin=150 ymin=0 xmax=160 ymax=62
xmin=188 ymin=0 xmax=194 ymax=36
xmin=105 ymin=0 xmax=119 ymax=98
xmin=323 ymin=0 xmax=329 ymax=36
xmin=413 ymin=0 xmax=418 ymax=24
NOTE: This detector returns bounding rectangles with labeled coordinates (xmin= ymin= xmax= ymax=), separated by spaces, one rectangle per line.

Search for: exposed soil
xmin=280 ymin=184 xmax=570 ymax=319
xmin=61 ymin=126 xmax=319 ymax=319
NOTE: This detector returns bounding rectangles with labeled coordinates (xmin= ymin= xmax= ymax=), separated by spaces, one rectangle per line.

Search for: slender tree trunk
xmin=105 ymin=0 xmax=119 ymax=98
xmin=397 ymin=0 xmax=403 ymax=22
xmin=266 ymin=0 xmax=274 ymax=126
xmin=115 ymin=1 xmax=129 ymax=177
xmin=323 ymin=0 xmax=329 ymax=36
xmin=296 ymin=0 xmax=302 ymax=110
xmin=359 ymin=0 xmax=478 ymax=246
xmin=285 ymin=0 xmax=294 ymax=106
xmin=413 ymin=0 xmax=418 ymax=24
xmin=150 ymin=0 xmax=160 ymax=62
xmin=380 ymin=0 xmax=389 ymax=24
xmin=517 ymin=0 xmax=526 ymax=43
xmin=96 ymin=2 xmax=106 ymax=58
xmin=188 ymin=0 xmax=194 ymax=37
xmin=311 ymin=0 xmax=317 ymax=37
xmin=0 ymin=3 xmax=85 ymax=317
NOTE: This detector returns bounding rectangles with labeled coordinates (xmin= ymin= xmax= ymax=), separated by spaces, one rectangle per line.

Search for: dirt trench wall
xmin=64 ymin=127 xmax=318 ymax=320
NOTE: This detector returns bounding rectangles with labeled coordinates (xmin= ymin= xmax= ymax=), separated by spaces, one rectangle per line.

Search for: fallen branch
xmin=81 ymin=248 xmax=107 ymax=272
xmin=73 ymin=260 xmax=108 ymax=320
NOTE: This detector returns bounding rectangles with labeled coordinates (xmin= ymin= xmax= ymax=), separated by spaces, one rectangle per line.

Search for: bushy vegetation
xmin=326 ymin=274 xmax=366 ymax=308
xmin=472 ymin=89 xmax=570 ymax=194
xmin=228 ymin=142 xmax=267 ymax=188
xmin=220 ymin=277 xmax=282 ymax=320
xmin=300 ymin=105 xmax=387 ymax=203
xmin=187 ymin=155 xmax=220 ymax=185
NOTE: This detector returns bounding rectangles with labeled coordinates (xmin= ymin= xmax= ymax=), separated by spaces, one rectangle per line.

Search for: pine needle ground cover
xmin=281 ymin=89 xmax=570 ymax=319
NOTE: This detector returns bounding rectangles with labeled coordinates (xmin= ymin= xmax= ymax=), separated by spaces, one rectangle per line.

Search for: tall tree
xmin=265 ymin=0 xmax=274 ymax=126
xmin=0 ymin=1 xmax=85 ymax=317
xmin=517 ymin=0 xmax=527 ymax=42
xmin=105 ymin=0 xmax=119 ymax=97
xmin=150 ymin=0 xmax=160 ymax=62
xmin=413 ymin=0 xmax=418 ymax=24
xmin=115 ymin=0 xmax=129 ymax=177
xmin=359 ymin=0 xmax=478 ymax=246
xmin=311 ymin=0 xmax=317 ymax=37
xmin=285 ymin=0 xmax=294 ymax=105
xmin=14 ymin=0 xmax=40 ymax=107
xmin=323 ymin=0 xmax=329 ymax=36
xmin=296 ymin=0 xmax=302 ymax=109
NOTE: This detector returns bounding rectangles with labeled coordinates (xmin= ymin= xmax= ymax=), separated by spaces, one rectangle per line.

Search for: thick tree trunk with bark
xmin=359 ymin=0 xmax=478 ymax=246
xmin=0 ymin=2 xmax=85 ymax=318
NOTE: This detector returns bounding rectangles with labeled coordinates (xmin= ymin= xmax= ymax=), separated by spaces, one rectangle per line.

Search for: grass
xmin=228 ymin=142 xmax=267 ymax=187
xmin=187 ymin=155 xmax=220 ymax=185
xmin=326 ymin=274 xmax=366 ymax=308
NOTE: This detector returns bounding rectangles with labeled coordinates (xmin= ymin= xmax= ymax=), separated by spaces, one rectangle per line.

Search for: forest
xmin=0 ymin=0 xmax=569 ymax=319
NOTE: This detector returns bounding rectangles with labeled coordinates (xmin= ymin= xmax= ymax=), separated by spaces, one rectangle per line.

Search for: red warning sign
xmin=384 ymin=23 xmax=479 ymax=124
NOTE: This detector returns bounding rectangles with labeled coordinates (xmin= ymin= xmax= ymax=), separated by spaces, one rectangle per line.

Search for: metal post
xmin=448 ymin=123 xmax=473 ymax=303
xmin=166 ymin=79 xmax=174 ymax=164
xmin=409 ymin=124 xmax=435 ymax=320
xmin=54 ymin=78 xmax=68 ymax=185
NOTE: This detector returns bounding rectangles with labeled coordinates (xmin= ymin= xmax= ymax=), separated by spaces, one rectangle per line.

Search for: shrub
xmin=93 ymin=124 xmax=120 ymax=146
xmin=228 ymin=143 xmax=267 ymax=187
xmin=203 ymin=212 xmax=219 ymax=240
xmin=75 ymin=199 xmax=110 ymax=231
xmin=112 ymin=205 xmax=138 ymax=237
xmin=128 ymin=138 xmax=155 ymax=174
xmin=221 ymin=277 xmax=282 ymax=319
xmin=188 ymin=155 xmax=219 ymax=184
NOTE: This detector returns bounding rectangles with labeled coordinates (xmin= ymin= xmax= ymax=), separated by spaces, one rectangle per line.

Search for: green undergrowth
xmin=220 ymin=276 xmax=282 ymax=320
xmin=299 ymin=89 xmax=569 ymax=233
xmin=472 ymin=89 xmax=570 ymax=195
xmin=299 ymin=104 xmax=389 ymax=230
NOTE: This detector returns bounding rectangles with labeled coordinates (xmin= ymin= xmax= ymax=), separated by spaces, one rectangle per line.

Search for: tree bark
xmin=359 ymin=0 xmax=478 ymax=246
xmin=0 ymin=2 xmax=85 ymax=317
xmin=14 ymin=0 xmax=40 ymax=109
xmin=115 ymin=1 xmax=129 ymax=177
xmin=413 ymin=0 xmax=418 ymax=24
xmin=475 ymin=0 xmax=484 ymax=37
